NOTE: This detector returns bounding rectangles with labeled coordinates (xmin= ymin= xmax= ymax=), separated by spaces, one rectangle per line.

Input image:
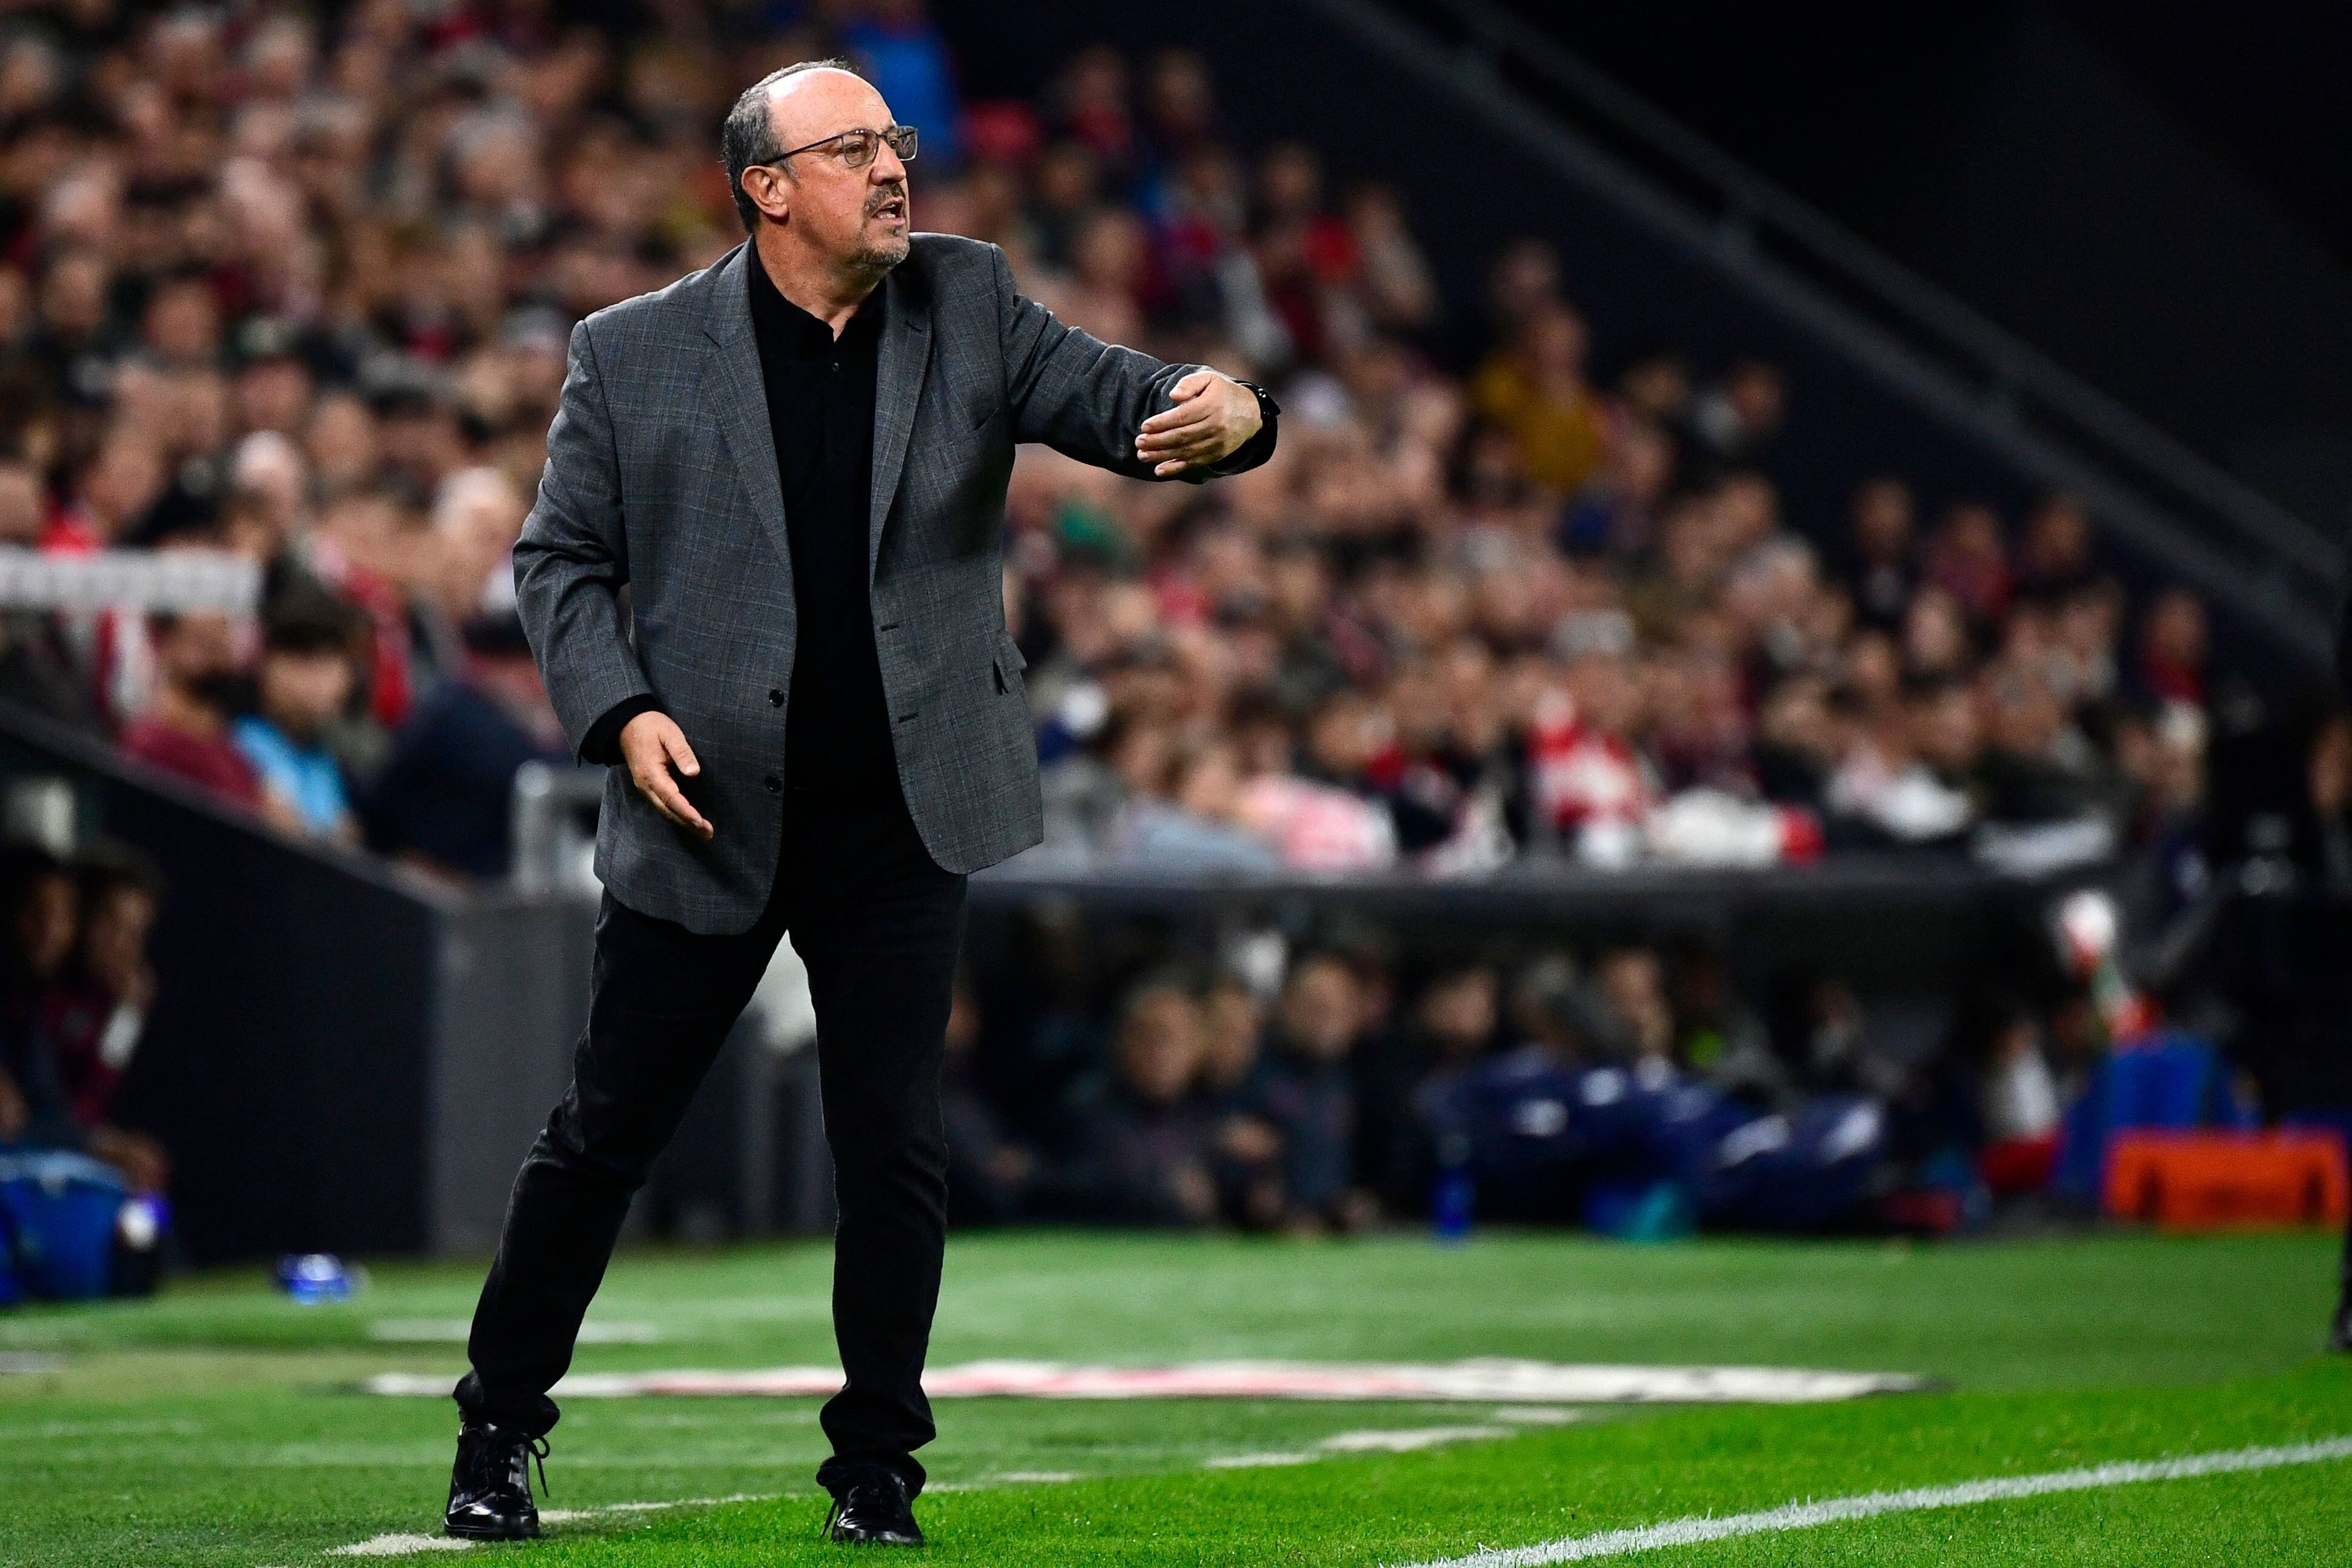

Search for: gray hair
xmin=722 ymin=57 xmax=860 ymax=234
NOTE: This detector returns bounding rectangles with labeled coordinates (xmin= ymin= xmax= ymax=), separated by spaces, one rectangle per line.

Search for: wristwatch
xmin=1232 ymin=378 xmax=1282 ymax=423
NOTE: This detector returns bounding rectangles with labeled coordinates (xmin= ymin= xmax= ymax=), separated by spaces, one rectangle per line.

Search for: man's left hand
xmin=1136 ymin=370 xmax=1261 ymax=477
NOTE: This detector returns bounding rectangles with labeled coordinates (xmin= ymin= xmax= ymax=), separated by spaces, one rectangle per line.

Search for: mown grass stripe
xmin=1397 ymin=1436 xmax=2352 ymax=1566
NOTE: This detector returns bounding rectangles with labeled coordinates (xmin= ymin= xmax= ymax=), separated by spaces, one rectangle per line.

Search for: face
xmin=1418 ymin=969 xmax=1496 ymax=1054
xmin=0 ymin=465 xmax=39 ymax=545
xmin=83 ymin=438 xmax=165 ymax=533
xmin=2145 ymin=592 xmax=2206 ymax=665
xmin=1200 ymin=982 xmax=1261 ymax=1084
xmin=1853 ymin=480 xmax=1912 ymax=556
xmin=1307 ymin=694 xmax=1379 ymax=776
xmin=259 ymin=648 xmax=351 ymax=739
xmin=1120 ymin=988 xmax=1202 ymax=1105
xmin=83 ymin=886 xmax=154 ymax=983
xmin=742 ymin=69 xmax=911 ymax=276
xmin=1279 ymin=958 xmax=1361 ymax=1063
xmin=1598 ymin=950 xmax=1668 ymax=1041
xmin=158 ymin=611 xmax=238 ymax=683
xmin=1174 ymin=743 xmax=1242 ymax=819
xmin=1910 ymin=684 xmax=1981 ymax=771
xmin=15 ymin=873 xmax=76 ymax=977
xmin=1566 ymin=649 xmax=1638 ymax=738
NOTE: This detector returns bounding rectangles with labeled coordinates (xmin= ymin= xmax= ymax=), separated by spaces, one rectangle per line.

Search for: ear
xmin=745 ymin=164 xmax=789 ymax=224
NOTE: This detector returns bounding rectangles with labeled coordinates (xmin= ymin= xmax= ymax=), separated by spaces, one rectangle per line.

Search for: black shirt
xmin=745 ymin=253 xmax=896 ymax=802
xmin=583 ymin=256 xmax=896 ymax=802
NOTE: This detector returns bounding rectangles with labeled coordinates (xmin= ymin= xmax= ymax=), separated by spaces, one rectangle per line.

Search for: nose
xmin=871 ymin=144 xmax=906 ymax=185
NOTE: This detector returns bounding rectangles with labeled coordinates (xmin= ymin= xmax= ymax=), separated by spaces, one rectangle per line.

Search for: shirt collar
xmin=745 ymin=244 xmax=885 ymax=355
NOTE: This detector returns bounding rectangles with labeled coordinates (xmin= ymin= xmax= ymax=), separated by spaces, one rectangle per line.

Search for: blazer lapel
xmin=869 ymin=263 xmax=932 ymax=586
xmin=700 ymin=242 xmax=798 ymax=588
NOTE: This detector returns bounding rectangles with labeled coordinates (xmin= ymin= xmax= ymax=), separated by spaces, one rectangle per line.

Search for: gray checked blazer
xmin=512 ymin=233 xmax=1274 ymax=934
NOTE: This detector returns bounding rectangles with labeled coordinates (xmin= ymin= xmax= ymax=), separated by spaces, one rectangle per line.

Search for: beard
xmin=852 ymin=230 xmax=912 ymax=274
xmin=849 ymin=184 xmax=912 ymax=274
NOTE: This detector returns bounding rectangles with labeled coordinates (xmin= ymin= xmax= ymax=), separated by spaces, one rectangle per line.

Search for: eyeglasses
xmin=763 ymin=124 xmax=918 ymax=172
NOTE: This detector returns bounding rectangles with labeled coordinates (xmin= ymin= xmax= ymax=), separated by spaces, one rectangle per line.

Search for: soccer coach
xmin=442 ymin=59 xmax=1277 ymax=1545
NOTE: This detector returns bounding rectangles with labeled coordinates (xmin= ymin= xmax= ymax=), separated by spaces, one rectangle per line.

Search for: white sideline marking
xmin=368 ymin=1319 xmax=660 ymax=1345
xmin=1324 ymin=1426 xmax=1515 ymax=1453
xmin=328 ymin=1536 xmax=471 ymax=1557
xmin=1201 ymin=1424 xmax=1521 ymax=1471
xmin=1390 ymin=1435 xmax=2352 ymax=1567
xmin=364 ymin=1358 xmax=1922 ymax=1404
xmin=331 ymin=1494 xmax=774 ymax=1555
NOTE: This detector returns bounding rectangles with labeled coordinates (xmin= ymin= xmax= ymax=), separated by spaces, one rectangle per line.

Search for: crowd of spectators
xmin=0 ymin=840 xmax=167 ymax=1196
xmin=0 ymin=1 xmax=2227 ymax=886
xmin=944 ymin=922 xmax=2087 ymax=1234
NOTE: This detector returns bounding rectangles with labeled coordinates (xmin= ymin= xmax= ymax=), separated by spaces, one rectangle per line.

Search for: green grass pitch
xmin=1 ymin=1229 xmax=2347 ymax=1565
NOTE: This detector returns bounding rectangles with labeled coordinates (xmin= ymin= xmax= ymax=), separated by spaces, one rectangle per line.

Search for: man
xmin=118 ymin=610 xmax=265 ymax=814
xmin=447 ymin=59 xmax=1277 ymax=1545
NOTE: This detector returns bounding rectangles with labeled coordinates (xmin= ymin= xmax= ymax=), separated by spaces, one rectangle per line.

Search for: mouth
xmin=871 ymin=193 xmax=908 ymax=225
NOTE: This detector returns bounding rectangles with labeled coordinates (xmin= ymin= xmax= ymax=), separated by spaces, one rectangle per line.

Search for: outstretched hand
xmin=1135 ymin=370 xmax=1261 ymax=477
xmin=620 ymin=710 xmax=714 ymax=840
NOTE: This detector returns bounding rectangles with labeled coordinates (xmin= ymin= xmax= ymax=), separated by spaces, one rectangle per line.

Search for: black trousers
xmin=455 ymin=783 xmax=967 ymax=1498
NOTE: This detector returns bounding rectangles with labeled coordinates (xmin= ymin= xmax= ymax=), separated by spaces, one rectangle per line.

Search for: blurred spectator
xmin=2016 ymin=493 xmax=2096 ymax=600
xmin=233 ymin=597 xmax=359 ymax=843
xmin=1356 ymin=962 xmax=1498 ymax=1212
xmin=1686 ymin=358 xmax=1786 ymax=475
xmin=1593 ymin=946 xmax=1676 ymax=1075
xmin=940 ymin=975 xmax=1046 ymax=1227
xmin=1197 ymin=969 xmax=1286 ymax=1228
xmin=1056 ymin=977 xmax=1217 ymax=1226
xmin=1529 ymin=612 xmax=1655 ymax=866
xmin=1472 ymin=299 xmax=1607 ymax=496
xmin=1976 ymin=998 xmax=2062 ymax=1195
xmin=1247 ymin=952 xmax=1376 ymax=1230
xmin=119 ymin=611 xmax=264 ymax=814
xmin=1922 ymin=503 xmax=2013 ymax=632
xmin=42 ymin=848 xmax=168 ymax=1195
xmin=2136 ymin=588 xmax=2209 ymax=708
xmin=0 ymin=847 xmax=82 ymax=1152
xmin=1105 ymin=734 xmax=1281 ymax=871
xmin=363 ymin=610 xmax=569 ymax=882
xmin=1838 ymin=477 xmax=1917 ymax=631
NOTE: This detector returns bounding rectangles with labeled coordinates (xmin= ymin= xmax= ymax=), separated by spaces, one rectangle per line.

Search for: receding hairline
xmin=758 ymin=64 xmax=891 ymax=147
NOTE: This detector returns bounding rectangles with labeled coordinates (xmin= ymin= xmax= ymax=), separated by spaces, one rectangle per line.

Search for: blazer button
xmin=768 ymin=688 xmax=784 ymax=706
xmin=763 ymin=772 xmax=782 ymax=794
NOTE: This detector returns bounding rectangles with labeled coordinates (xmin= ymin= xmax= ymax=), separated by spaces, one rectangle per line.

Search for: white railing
xmin=0 ymin=548 xmax=261 ymax=615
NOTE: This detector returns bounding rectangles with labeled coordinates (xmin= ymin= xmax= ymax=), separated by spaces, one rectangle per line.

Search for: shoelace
xmin=466 ymin=1427 xmax=552 ymax=1504
xmin=519 ymin=1435 xmax=552 ymax=1502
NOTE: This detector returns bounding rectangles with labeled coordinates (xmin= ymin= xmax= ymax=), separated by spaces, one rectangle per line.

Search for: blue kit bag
xmin=0 ymin=1149 xmax=135 ymax=1301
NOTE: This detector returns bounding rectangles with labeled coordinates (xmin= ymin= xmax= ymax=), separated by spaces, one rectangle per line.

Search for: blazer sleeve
xmin=991 ymin=242 xmax=1275 ymax=485
xmin=511 ymin=317 xmax=657 ymax=764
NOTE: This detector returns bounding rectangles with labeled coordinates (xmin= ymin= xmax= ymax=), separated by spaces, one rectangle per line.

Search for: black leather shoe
xmin=443 ymin=1420 xmax=548 ymax=1541
xmin=823 ymin=1464 xmax=924 ymax=1546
